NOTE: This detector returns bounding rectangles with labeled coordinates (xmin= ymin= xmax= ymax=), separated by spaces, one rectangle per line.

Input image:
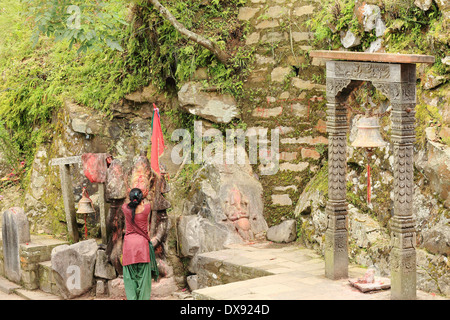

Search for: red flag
xmin=151 ymin=103 xmax=165 ymax=175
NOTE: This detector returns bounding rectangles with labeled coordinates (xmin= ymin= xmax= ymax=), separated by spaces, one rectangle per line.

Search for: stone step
xmin=19 ymin=235 xmax=68 ymax=290
xmin=0 ymin=276 xmax=21 ymax=294
xmin=38 ymin=260 xmax=61 ymax=296
xmin=15 ymin=288 xmax=61 ymax=300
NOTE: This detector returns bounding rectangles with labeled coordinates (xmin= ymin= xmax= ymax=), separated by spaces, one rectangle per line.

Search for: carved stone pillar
xmin=312 ymin=52 xmax=433 ymax=299
xmin=389 ymin=65 xmax=417 ymax=299
xmin=324 ymin=75 xmax=350 ymax=279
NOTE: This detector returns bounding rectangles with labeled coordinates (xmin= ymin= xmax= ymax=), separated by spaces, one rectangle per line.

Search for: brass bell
xmin=77 ymin=188 xmax=95 ymax=215
xmin=351 ymin=116 xmax=387 ymax=149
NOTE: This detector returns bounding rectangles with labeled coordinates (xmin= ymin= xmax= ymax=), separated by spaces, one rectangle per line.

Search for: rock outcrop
xmin=178 ymin=156 xmax=268 ymax=272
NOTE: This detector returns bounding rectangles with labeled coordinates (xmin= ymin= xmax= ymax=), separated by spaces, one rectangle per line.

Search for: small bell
xmin=351 ymin=116 xmax=386 ymax=204
xmin=77 ymin=188 xmax=95 ymax=238
xmin=351 ymin=116 xmax=387 ymax=149
xmin=77 ymin=189 xmax=95 ymax=215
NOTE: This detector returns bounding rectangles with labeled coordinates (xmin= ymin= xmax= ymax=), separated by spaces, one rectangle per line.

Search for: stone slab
xmin=15 ymin=288 xmax=61 ymax=300
xmin=348 ymin=277 xmax=391 ymax=292
xmin=310 ymin=50 xmax=435 ymax=64
xmin=0 ymin=276 xmax=20 ymax=294
xmin=50 ymin=156 xmax=82 ymax=166
xmin=192 ymin=243 xmax=448 ymax=300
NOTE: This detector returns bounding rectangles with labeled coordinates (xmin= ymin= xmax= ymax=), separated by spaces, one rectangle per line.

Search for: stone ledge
xmin=0 ymin=276 xmax=20 ymax=294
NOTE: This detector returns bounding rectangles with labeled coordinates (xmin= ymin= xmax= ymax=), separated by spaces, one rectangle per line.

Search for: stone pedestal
xmin=2 ymin=207 xmax=30 ymax=283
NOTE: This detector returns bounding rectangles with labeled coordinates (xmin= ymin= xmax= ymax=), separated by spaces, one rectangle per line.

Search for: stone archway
xmin=310 ymin=51 xmax=435 ymax=300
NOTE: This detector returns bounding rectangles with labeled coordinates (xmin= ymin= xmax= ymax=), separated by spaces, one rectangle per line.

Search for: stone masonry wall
xmin=237 ymin=0 xmax=328 ymax=225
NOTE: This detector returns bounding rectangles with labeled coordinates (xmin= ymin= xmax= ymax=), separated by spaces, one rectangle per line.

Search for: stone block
xmin=178 ymin=82 xmax=239 ymax=124
xmin=108 ymin=277 xmax=126 ymax=299
xmin=187 ymin=274 xmax=199 ymax=291
xmin=255 ymin=54 xmax=275 ymax=65
xmin=311 ymin=136 xmax=328 ymax=145
xmin=315 ymin=119 xmax=327 ymax=133
xmin=252 ymin=107 xmax=283 ymax=118
xmin=238 ymin=7 xmax=260 ymax=20
xmin=301 ymin=148 xmax=321 ymax=160
xmin=292 ymin=32 xmax=313 ymax=42
xmin=38 ymin=261 xmax=60 ymax=295
xmin=261 ymin=32 xmax=288 ymax=43
xmin=290 ymin=103 xmax=308 ymax=117
xmin=271 ymin=67 xmax=292 ymax=83
xmin=246 ymin=32 xmax=261 ymax=45
xmin=96 ymin=280 xmax=107 ymax=296
xmin=51 ymin=239 xmax=98 ymax=299
xmin=293 ymin=5 xmax=315 ymax=16
xmin=94 ymin=249 xmax=117 ymax=280
xmin=279 ymin=151 xmax=298 ymax=161
xmin=266 ymin=220 xmax=297 ymax=243
xmin=279 ymin=162 xmax=309 ymax=172
xmin=267 ymin=6 xmax=288 ymax=18
xmin=256 ymin=20 xmax=279 ymax=29
xmin=271 ymin=194 xmax=293 ymax=206
xmin=273 ymin=185 xmax=298 ymax=192
xmin=291 ymin=78 xmax=326 ymax=91
xmin=152 ymin=277 xmax=179 ymax=298
xmin=341 ymin=30 xmax=361 ymax=48
xmin=2 ymin=207 xmax=30 ymax=283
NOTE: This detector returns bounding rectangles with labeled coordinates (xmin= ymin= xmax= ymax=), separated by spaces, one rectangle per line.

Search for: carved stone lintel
xmin=327 ymin=61 xmax=416 ymax=83
xmin=326 ymin=78 xmax=352 ymax=100
xmin=372 ymin=82 xmax=416 ymax=104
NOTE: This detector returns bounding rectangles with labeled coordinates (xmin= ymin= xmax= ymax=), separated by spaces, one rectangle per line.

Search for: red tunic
xmin=122 ymin=203 xmax=151 ymax=266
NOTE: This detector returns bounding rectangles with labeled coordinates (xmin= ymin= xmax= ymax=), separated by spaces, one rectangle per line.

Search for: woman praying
xmin=122 ymin=188 xmax=159 ymax=300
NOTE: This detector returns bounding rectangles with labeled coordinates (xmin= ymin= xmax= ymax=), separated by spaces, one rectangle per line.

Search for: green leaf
xmin=105 ymin=38 xmax=123 ymax=52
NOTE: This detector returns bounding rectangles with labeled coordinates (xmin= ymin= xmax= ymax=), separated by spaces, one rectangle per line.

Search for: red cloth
xmin=82 ymin=153 xmax=108 ymax=183
xmin=122 ymin=203 xmax=151 ymax=266
xmin=151 ymin=104 xmax=165 ymax=175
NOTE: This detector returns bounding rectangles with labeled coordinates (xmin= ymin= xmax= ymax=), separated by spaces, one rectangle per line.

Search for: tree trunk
xmin=148 ymin=0 xmax=230 ymax=64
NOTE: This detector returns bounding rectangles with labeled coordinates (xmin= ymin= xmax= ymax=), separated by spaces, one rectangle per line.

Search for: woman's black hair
xmin=127 ymin=188 xmax=144 ymax=222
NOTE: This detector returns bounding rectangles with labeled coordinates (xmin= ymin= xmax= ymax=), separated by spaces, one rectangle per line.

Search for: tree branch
xmin=149 ymin=0 xmax=230 ymax=65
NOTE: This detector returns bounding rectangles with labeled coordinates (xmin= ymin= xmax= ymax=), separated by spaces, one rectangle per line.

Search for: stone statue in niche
xmin=105 ymin=151 xmax=171 ymax=277
xmin=223 ymin=186 xmax=255 ymax=241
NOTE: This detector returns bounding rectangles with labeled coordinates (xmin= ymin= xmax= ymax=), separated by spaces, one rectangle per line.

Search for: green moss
xmin=304 ymin=162 xmax=328 ymax=196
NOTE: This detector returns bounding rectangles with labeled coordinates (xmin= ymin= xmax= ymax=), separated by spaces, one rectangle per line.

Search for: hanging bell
xmin=77 ymin=188 xmax=95 ymax=215
xmin=351 ymin=116 xmax=387 ymax=149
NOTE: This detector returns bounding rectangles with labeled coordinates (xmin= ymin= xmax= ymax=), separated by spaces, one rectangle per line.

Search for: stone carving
xmin=393 ymin=145 xmax=414 ymax=209
xmin=178 ymin=158 xmax=268 ymax=272
xmin=334 ymin=62 xmax=390 ymax=80
xmin=326 ymin=79 xmax=352 ymax=98
xmin=223 ymin=186 xmax=254 ymax=241
xmin=105 ymin=152 xmax=171 ymax=277
xmin=51 ymin=239 xmax=98 ymax=299
xmin=328 ymin=135 xmax=348 ymax=201
xmin=323 ymin=57 xmax=419 ymax=298
xmin=2 ymin=207 xmax=30 ymax=283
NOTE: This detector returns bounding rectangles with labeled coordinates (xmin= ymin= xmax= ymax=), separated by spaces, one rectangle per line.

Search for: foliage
xmin=128 ymin=0 xmax=250 ymax=96
xmin=307 ymin=0 xmax=449 ymax=76
xmin=306 ymin=0 xmax=358 ymax=50
xmin=21 ymin=0 xmax=128 ymax=53
xmin=0 ymin=0 xmax=149 ymax=168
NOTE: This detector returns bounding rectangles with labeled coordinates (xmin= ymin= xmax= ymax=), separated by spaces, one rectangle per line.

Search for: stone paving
xmin=192 ymin=242 xmax=448 ymax=300
xmin=0 ymin=239 xmax=447 ymax=300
